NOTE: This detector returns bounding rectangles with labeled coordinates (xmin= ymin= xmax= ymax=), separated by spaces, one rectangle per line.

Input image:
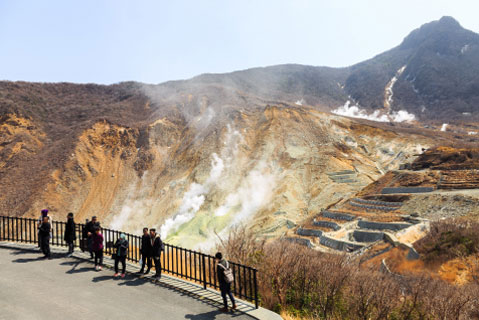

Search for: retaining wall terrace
xmin=296 ymin=227 xmax=323 ymax=238
xmin=319 ymin=235 xmax=363 ymax=252
xmin=313 ymin=220 xmax=341 ymax=231
xmin=358 ymin=220 xmax=411 ymax=231
xmin=351 ymin=230 xmax=385 ymax=243
xmin=352 ymin=198 xmax=402 ymax=207
xmin=322 ymin=210 xmax=355 ymax=221
xmin=349 ymin=201 xmax=398 ymax=212
xmin=284 ymin=237 xmax=314 ymax=248
xmin=381 ymin=187 xmax=434 ymax=194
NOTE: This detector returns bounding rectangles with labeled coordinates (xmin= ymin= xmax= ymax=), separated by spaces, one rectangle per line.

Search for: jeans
xmin=220 ymin=283 xmax=235 ymax=309
xmin=153 ymin=257 xmax=161 ymax=277
xmin=94 ymin=249 xmax=103 ymax=266
xmin=67 ymin=241 xmax=74 ymax=254
xmin=88 ymin=237 xmax=93 ymax=258
xmin=115 ymin=256 xmax=126 ymax=274
xmin=140 ymin=255 xmax=152 ymax=272
xmin=40 ymin=236 xmax=50 ymax=258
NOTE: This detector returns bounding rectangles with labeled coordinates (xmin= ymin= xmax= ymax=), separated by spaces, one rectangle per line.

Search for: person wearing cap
xmin=38 ymin=216 xmax=51 ymax=259
xmin=150 ymin=228 xmax=163 ymax=280
xmin=91 ymin=226 xmax=104 ymax=271
xmin=113 ymin=233 xmax=129 ymax=278
xmin=216 ymin=252 xmax=236 ymax=312
xmin=64 ymin=212 xmax=76 ymax=257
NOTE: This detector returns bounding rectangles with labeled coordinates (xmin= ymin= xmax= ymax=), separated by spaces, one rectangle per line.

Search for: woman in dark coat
xmin=64 ymin=212 xmax=76 ymax=256
xmin=39 ymin=216 xmax=51 ymax=259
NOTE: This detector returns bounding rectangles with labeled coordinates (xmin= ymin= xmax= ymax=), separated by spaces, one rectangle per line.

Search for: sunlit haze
xmin=1 ymin=0 xmax=478 ymax=84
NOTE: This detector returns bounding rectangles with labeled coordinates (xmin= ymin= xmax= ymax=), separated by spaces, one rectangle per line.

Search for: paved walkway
xmin=0 ymin=246 xmax=255 ymax=320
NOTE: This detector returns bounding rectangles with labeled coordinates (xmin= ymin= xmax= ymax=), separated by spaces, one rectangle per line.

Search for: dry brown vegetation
xmin=218 ymin=226 xmax=479 ymax=319
xmin=414 ymin=218 xmax=479 ymax=265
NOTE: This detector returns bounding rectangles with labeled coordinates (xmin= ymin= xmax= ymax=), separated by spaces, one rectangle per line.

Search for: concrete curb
xmin=0 ymin=241 xmax=282 ymax=320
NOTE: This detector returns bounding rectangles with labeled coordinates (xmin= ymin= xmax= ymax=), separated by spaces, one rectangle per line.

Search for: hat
xmin=41 ymin=209 xmax=48 ymax=217
xmin=120 ymin=233 xmax=126 ymax=240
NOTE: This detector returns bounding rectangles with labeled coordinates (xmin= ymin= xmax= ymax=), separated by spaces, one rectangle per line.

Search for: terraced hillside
xmin=289 ymin=146 xmax=479 ymax=272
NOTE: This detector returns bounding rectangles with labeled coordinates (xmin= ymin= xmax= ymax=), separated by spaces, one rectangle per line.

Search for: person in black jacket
xmin=64 ymin=212 xmax=76 ymax=256
xmin=83 ymin=216 xmax=99 ymax=259
xmin=150 ymin=228 xmax=163 ymax=280
xmin=39 ymin=216 xmax=51 ymax=259
xmin=113 ymin=233 xmax=129 ymax=278
xmin=138 ymin=227 xmax=152 ymax=274
xmin=216 ymin=252 xmax=236 ymax=312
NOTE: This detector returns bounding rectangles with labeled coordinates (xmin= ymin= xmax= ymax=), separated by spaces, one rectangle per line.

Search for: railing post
xmin=202 ymin=254 xmax=207 ymax=290
xmin=253 ymin=269 xmax=259 ymax=309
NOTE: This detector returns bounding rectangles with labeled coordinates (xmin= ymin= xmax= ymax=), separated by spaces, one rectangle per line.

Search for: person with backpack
xmin=215 ymin=252 xmax=236 ymax=312
xmin=138 ymin=227 xmax=152 ymax=274
xmin=150 ymin=228 xmax=163 ymax=280
xmin=113 ymin=233 xmax=129 ymax=278
xmin=91 ymin=226 xmax=104 ymax=271
xmin=64 ymin=212 xmax=76 ymax=257
xmin=38 ymin=216 xmax=52 ymax=259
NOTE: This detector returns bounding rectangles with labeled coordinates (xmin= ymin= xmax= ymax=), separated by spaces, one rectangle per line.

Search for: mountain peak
xmin=437 ymin=16 xmax=462 ymax=28
xmin=399 ymin=16 xmax=468 ymax=50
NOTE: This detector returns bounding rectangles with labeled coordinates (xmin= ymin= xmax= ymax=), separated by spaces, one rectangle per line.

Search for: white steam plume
xmin=196 ymin=161 xmax=276 ymax=251
xmin=160 ymin=154 xmax=224 ymax=238
xmin=159 ymin=124 xmax=242 ymax=238
xmin=332 ymin=101 xmax=415 ymax=123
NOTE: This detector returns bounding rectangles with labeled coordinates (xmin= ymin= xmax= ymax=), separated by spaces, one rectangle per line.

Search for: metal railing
xmin=0 ymin=215 xmax=259 ymax=308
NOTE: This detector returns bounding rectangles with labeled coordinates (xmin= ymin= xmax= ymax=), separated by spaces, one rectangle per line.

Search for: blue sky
xmin=1 ymin=0 xmax=478 ymax=84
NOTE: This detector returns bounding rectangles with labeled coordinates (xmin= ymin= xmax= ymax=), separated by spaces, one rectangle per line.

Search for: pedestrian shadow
xmin=184 ymin=310 xmax=244 ymax=319
xmin=118 ymin=276 xmax=148 ymax=287
xmin=9 ymin=249 xmax=37 ymax=255
xmin=92 ymin=275 xmax=112 ymax=283
xmin=12 ymin=256 xmax=45 ymax=263
xmin=184 ymin=310 xmax=222 ymax=319
xmin=66 ymin=266 xmax=93 ymax=274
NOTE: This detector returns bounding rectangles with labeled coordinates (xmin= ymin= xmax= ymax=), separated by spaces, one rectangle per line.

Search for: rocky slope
xmin=2 ymin=16 xmax=479 ymax=250
xmin=0 ymin=79 xmax=440 ymax=249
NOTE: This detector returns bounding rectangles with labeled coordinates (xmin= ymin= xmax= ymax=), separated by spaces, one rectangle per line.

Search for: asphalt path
xmin=0 ymin=247 xmax=252 ymax=320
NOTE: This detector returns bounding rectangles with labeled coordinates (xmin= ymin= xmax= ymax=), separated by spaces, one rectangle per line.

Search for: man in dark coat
xmin=216 ymin=252 xmax=236 ymax=312
xmin=150 ymin=228 xmax=163 ymax=280
xmin=138 ymin=227 xmax=152 ymax=274
xmin=39 ymin=216 xmax=51 ymax=259
xmin=84 ymin=216 xmax=99 ymax=259
xmin=64 ymin=212 xmax=76 ymax=256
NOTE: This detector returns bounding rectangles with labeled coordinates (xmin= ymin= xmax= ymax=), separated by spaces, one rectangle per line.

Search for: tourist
xmin=150 ymin=228 xmax=163 ymax=280
xmin=91 ymin=227 xmax=104 ymax=271
xmin=84 ymin=216 xmax=99 ymax=259
xmin=38 ymin=216 xmax=51 ymax=259
xmin=64 ymin=212 xmax=76 ymax=256
xmin=113 ymin=233 xmax=129 ymax=278
xmin=138 ymin=227 xmax=152 ymax=274
xmin=37 ymin=209 xmax=50 ymax=248
xmin=215 ymin=252 xmax=236 ymax=312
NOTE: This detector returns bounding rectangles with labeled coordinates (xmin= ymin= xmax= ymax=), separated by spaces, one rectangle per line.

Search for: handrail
xmin=0 ymin=215 xmax=259 ymax=308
